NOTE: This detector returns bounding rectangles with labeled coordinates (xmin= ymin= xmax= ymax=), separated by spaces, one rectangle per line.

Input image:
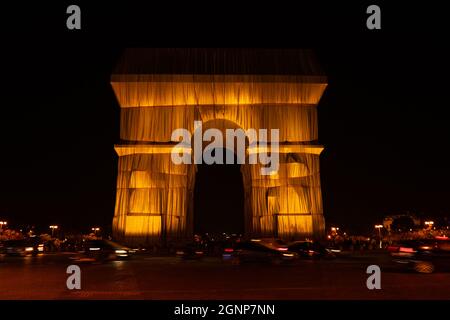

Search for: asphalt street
xmin=1 ymin=252 xmax=449 ymax=299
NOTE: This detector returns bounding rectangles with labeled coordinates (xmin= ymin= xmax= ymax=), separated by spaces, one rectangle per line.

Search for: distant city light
xmin=91 ymin=227 xmax=100 ymax=235
xmin=374 ymin=225 xmax=383 ymax=248
xmin=49 ymin=225 xmax=59 ymax=237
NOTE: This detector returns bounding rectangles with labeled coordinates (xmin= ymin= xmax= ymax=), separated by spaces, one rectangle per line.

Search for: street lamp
xmin=424 ymin=221 xmax=434 ymax=228
xmin=49 ymin=225 xmax=58 ymax=238
xmin=375 ymin=225 xmax=383 ymax=249
xmin=91 ymin=227 xmax=100 ymax=236
xmin=0 ymin=221 xmax=7 ymax=230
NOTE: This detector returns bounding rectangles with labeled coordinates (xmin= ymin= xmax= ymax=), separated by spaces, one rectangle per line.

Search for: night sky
xmin=1 ymin=3 xmax=449 ymax=235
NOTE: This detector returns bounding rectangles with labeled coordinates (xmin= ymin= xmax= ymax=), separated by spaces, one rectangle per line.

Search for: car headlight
xmin=115 ymin=249 xmax=127 ymax=254
xmin=282 ymin=253 xmax=294 ymax=257
xmin=25 ymin=247 xmax=34 ymax=252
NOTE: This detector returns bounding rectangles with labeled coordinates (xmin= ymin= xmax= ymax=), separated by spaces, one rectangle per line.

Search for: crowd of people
xmin=2 ymin=225 xmax=449 ymax=255
xmin=327 ymin=227 xmax=450 ymax=252
xmin=0 ymin=227 xmax=104 ymax=253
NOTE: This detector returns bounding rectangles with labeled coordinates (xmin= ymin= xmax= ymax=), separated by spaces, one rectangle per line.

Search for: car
xmin=76 ymin=239 xmax=133 ymax=262
xmin=253 ymin=238 xmax=289 ymax=250
xmin=1 ymin=239 xmax=42 ymax=257
xmin=390 ymin=237 xmax=450 ymax=273
xmin=176 ymin=242 xmax=205 ymax=260
xmin=61 ymin=239 xmax=84 ymax=252
xmin=226 ymin=240 xmax=298 ymax=265
xmin=288 ymin=240 xmax=337 ymax=259
xmin=222 ymin=238 xmax=288 ymax=260
xmin=0 ymin=242 xmax=4 ymax=260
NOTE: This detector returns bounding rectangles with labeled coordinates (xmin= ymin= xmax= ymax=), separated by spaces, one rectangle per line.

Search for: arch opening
xmin=193 ymin=148 xmax=245 ymax=236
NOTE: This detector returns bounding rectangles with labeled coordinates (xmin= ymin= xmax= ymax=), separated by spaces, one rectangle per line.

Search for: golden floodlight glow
xmin=246 ymin=145 xmax=324 ymax=155
xmin=111 ymin=75 xmax=328 ymax=108
xmin=115 ymin=144 xmax=324 ymax=157
xmin=115 ymin=145 xmax=192 ymax=157
xmin=112 ymin=50 xmax=327 ymax=245
xmin=124 ymin=216 xmax=162 ymax=237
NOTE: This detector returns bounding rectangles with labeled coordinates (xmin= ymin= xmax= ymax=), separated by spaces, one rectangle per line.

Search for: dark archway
xmin=193 ymin=148 xmax=245 ymax=235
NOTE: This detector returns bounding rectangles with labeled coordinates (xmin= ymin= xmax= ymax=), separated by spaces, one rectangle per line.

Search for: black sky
xmin=1 ymin=2 xmax=449 ymax=234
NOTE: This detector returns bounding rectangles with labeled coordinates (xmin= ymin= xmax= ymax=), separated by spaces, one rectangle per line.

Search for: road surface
xmin=1 ymin=252 xmax=449 ymax=299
